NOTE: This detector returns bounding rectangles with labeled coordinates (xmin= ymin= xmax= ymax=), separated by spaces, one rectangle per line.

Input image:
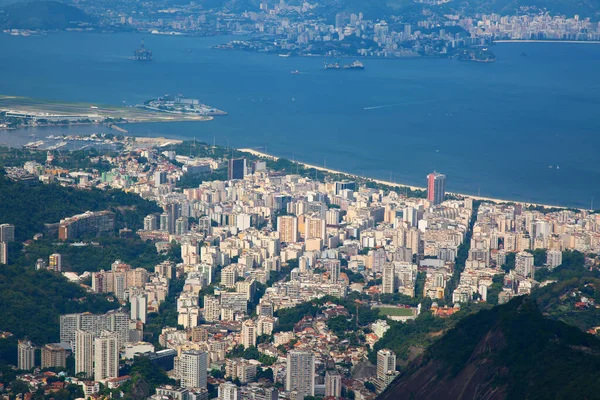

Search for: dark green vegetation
xmin=531 ymin=251 xmax=600 ymax=333
xmin=119 ymin=356 xmax=176 ymax=399
xmin=369 ymin=303 xmax=488 ymax=364
xmin=0 ymin=264 xmax=117 ymax=362
xmin=15 ymin=237 xmax=167 ymax=274
xmin=0 ymin=172 xmax=160 ymax=241
xmin=274 ymin=294 xmax=380 ymax=335
xmin=380 ymin=297 xmax=600 ymax=400
xmin=0 ymin=1 xmax=93 ymax=30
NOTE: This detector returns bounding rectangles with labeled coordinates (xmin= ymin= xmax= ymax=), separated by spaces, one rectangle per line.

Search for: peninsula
xmin=0 ymin=94 xmax=225 ymax=130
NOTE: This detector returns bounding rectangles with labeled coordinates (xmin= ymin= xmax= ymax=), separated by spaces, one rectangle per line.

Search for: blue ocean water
xmin=0 ymin=32 xmax=599 ymax=208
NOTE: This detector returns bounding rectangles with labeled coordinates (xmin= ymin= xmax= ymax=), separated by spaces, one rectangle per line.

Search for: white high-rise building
xmin=547 ymin=250 xmax=563 ymax=269
xmin=241 ymin=319 xmax=257 ymax=349
xmin=286 ymin=351 xmax=314 ymax=398
xmin=144 ymin=214 xmax=158 ymax=231
xmin=377 ymin=349 xmax=396 ymax=382
xmin=515 ymin=251 xmax=535 ymax=279
xmin=0 ymin=241 xmax=7 ymax=265
xmin=325 ymin=371 xmax=342 ymax=398
xmin=131 ymin=293 xmax=148 ymax=324
xmin=377 ymin=349 xmax=398 ymax=391
xmin=203 ymin=295 xmax=221 ymax=322
xmin=218 ymin=382 xmax=239 ymax=400
xmin=94 ymin=331 xmax=119 ymax=381
xmin=176 ymin=350 xmax=208 ymax=389
xmin=382 ymin=263 xmax=395 ymax=294
xmin=18 ymin=340 xmax=35 ymax=371
xmin=75 ymin=330 xmax=94 ymax=379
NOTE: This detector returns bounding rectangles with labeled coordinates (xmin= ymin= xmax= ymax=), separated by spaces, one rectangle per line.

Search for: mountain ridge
xmin=379 ymin=296 xmax=600 ymax=400
xmin=0 ymin=0 xmax=93 ymax=30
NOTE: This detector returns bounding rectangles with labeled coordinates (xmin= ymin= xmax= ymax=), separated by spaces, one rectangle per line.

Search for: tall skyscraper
xmin=426 ymin=172 xmax=446 ymax=205
xmin=75 ymin=330 xmax=94 ymax=379
xmin=304 ymin=216 xmax=326 ymax=240
xmin=377 ymin=349 xmax=397 ymax=391
xmin=377 ymin=349 xmax=396 ymax=380
xmin=0 ymin=241 xmax=7 ymax=265
xmin=515 ymin=251 xmax=535 ymax=279
xmin=94 ymin=331 xmax=119 ymax=381
xmin=277 ymin=215 xmax=298 ymax=243
xmin=49 ymin=253 xmax=62 ymax=272
xmin=228 ymin=158 xmax=246 ymax=180
xmin=176 ymin=217 xmax=189 ymax=235
xmin=176 ymin=350 xmax=208 ymax=389
xmin=18 ymin=340 xmax=35 ymax=371
xmin=61 ymin=310 xmax=130 ymax=351
xmin=547 ymin=249 xmax=563 ymax=269
xmin=329 ymin=260 xmax=341 ymax=284
xmin=41 ymin=344 xmax=67 ymax=369
xmin=203 ymin=295 xmax=221 ymax=322
xmin=160 ymin=212 xmax=171 ymax=232
xmin=0 ymin=223 xmax=15 ymax=242
xmin=325 ymin=371 xmax=342 ymax=398
xmin=382 ymin=263 xmax=396 ymax=294
xmin=144 ymin=214 xmax=158 ymax=231
xmin=241 ymin=319 xmax=257 ymax=349
xmin=131 ymin=293 xmax=148 ymax=324
xmin=286 ymin=351 xmax=315 ymax=398
xmin=334 ymin=181 xmax=356 ymax=195
xmin=154 ymin=170 xmax=167 ymax=186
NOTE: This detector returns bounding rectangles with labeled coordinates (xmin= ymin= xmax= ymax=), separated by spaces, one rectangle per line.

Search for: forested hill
xmin=0 ymin=172 xmax=161 ymax=242
xmin=0 ymin=1 xmax=93 ymax=30
xmin=0 ymin=264 xmax=118 ymax=367
xmin=379 ymin=297 xmax=600 ymax=400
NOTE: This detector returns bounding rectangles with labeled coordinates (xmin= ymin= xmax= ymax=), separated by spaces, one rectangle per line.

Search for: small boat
xmin=279 ymin=53 xmax=291 ymax=57
xmin=291 ymin=70 xmax=300 ymax=74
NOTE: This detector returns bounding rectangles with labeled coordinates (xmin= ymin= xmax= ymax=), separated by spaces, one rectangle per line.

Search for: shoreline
xmin=238 ymin=148 xmax=579 ymax=211
xmin=494 ymin=40 xmax=600 ymax=44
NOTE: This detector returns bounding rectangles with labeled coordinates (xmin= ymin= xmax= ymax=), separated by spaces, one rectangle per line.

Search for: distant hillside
xmin=0 ymin=0 xmax=93 ymax=30
xmin=443 ymin=0 xmax=600 ymax=18
xmin=243 ymin=0 xmax=600 ymax=18
xmin=379 ymin=297 xmax=600 ymax=400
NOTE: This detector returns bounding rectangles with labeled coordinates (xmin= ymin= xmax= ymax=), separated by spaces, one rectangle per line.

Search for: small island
xmin=136 ymin=94 xmax=227 ymax=116
xmin=457 ymin=47 xmax=497 ymax=63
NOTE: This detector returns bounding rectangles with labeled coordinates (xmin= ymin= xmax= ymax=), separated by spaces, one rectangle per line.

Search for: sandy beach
xmin=239 ymin=148 xmax=578 ymax=211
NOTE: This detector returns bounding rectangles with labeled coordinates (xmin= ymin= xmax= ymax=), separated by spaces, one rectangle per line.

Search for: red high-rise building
xmin=427 ymin=172 xmax=446 ymax=205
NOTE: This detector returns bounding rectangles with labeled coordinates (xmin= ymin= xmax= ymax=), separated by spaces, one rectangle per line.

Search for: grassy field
xmin=377 ymin=307 xmax=415 ymax=317
xmin=0 ymin=95 xmax=215 ymax=123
